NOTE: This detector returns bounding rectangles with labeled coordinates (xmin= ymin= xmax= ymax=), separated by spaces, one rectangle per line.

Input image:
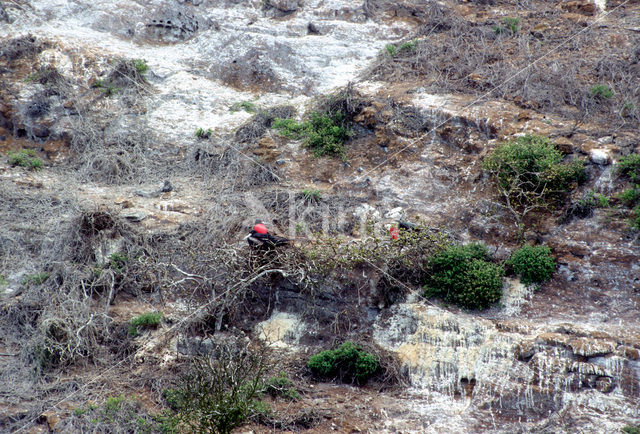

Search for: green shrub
xmin=506 ymin=245 xmax=555 ymax=286
xmin=132 ymin=59 xmax=149 ymax=74
xmin=631 ymin=205 xmax=640 ymax=230
xmin=263 ymin=372 xmax=300 ymax=401
xmin=108 ymin=252 xmax=128 ymax=271
xmin=619 ymin=188 xmax=640 ymax=207
xmin=163 ymin=388 xmax=187 ymax=412
xmin=484 ymin=135 xmax=586 ymax=235
xmin=230 ymin=101 xmax=257 ymax=113
xmin=22 ymin=272 xmax=49 ymax=285
xmin=590 ymin=84 xmax=614 ymax=100
xmin=92 ymin=79 xmax=119 ymax=96
xmin=129 ymin=311 xmax=162 ymax=336
xmin=494 ymin=17 xmax=520 ymax=35
xmin=273 ymin=111 xmax=351 ymax=159
xmin=195 ymin=127 xmax=213 ymax=139
xmin=622 ymin=426 xmax=640 ymax=434
xmin=302 ymin=188 xmax=321 ymax=204
xmin=484 ymin=135 xmax=585 ymax=194
xmin=424 ymin=243 xmax=504 ymax=310
xmin=579 ymin=191 xmax=610 ymax=209
xmin=399 ymin=40 xmax=418 ymax=52
xmin=307 ymin=342 xmax=379 ymax=384
xmin=8 ymin=149 xmax=43 ymax=170
xmin=385 ymin=43 xmax=396 ymax=56
xmin=617 ymin=154 xmax=640 ymax=183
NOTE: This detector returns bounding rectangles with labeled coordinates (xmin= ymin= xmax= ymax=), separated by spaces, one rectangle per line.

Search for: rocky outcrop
xmin=374 ymin=303 xmax=640 ymax=424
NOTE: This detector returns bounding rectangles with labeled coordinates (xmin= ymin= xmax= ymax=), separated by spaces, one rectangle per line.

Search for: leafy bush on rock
xmin=423 ymin=243 xmax=504 ymax=310
xmin=506 ymin=245 xmax=555 ymax=286
xmin=484 ymin=135 xmax=585 ymax=237
xmin=307 ymin=342 xmax=379 ymax=384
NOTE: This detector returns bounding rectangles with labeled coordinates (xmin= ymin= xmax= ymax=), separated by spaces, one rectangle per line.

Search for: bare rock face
xmin=143 ymin=8 xmax=202 ymax=42
xmin=265 ymin=0 xmax=301 ymax=13
xmin=374 ymin=303 xmax=640 ymax=425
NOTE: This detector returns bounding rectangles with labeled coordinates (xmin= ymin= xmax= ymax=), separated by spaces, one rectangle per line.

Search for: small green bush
xmin=230 ymin=101 xmax=257 ymax=113
xmin=399 ymin=40 xmax=418 ymax=52
xmin=129 ymin=311 xmax=162 ymax=336
xmin=307 ymin=342 xmax=379 ymax=384
xmin=273 ymin=111 xmax=351 ymax=159
xmin=195 ymin=127 xmax=213 ymax=139
xmin=92 ymin=79 xmax=119 ymax=96
xmin=506 ymin=245 xmax=555 ymax=286
xmin=132 ymin=59 xmax=149 ymax=74
xmin=484 ymin=135 xmax=586 ymax=236
xmin=8 ymin=149 xmax=43 ymax=170
xmin=590 ymin=84 xmax=614 ymax=100
xmin=494 ymin=17 xmax=519 ymax=35
xmin=263 ymin=372 xmax=300 ymax=401
xmin=385 ymin=43 xmax=396 ymax=56
xmin=631 ymin=205 xmax=640 ymax=230
xmin=622 ymin=425 xmax=640 ymax=434
xmin=424 ymin=243 xmax=504 ymax=310
xmin=579 ymin=191 xmax=610 ymax=209
xmin=22 ymin=272 xmax=49 ymax=285
xmin=484 ymin=135 xmax=585 ymax=195
xmin=617 ymin=154 xmax=640 ymax=183
xmin=619 ymin=188 xmax=640 ymax=207
xmin=272 ymin=118 xmax=306 ymax=138
xmin=302 ymin=188 xmax=321 ymax=204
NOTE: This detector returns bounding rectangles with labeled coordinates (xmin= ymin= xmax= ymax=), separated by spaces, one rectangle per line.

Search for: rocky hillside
xmin=1 ymin=0 xmax=639 ymax=432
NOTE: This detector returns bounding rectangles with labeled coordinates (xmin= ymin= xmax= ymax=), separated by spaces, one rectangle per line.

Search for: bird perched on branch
xmin=246 ymin=220 xmax=290 ymax=248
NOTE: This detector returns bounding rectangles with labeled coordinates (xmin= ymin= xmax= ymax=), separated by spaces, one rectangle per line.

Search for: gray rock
xmin=122 ymin=210 xmax=147 ymax=222
xmin=135 ymin=189 xmax=161 ymax=198
xmin=589 ymin=149 xmax=610 ymax=165
xmin=161 ymin=180 xmax=173 ymax=192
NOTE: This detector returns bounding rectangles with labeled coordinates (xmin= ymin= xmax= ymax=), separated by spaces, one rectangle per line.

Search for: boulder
xmin=589 ymin=149 xmax=610 ymax=165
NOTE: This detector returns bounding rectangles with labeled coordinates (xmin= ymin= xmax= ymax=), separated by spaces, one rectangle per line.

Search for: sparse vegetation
xmin=579 ymin=191 xmax=610 ymax=209
xmin=263 ymin=372 xmax=300 ymax=401
xmin=92 ymin=79 xmax=119 ymax=96
xmin=128 ymin=311 xmax=162 ymax=336
xmin=617 ymin=154 xmax=640 ymax=183
xmin=619 ymin=188 xmax=640 ymax=207
xmin=622 ymin=425 xmax=640 ymax=434
xmin=8 ymin=149 xmax=43 ymax=170
xmin=66 ymin=395 xmax=169 ymax=432
xmin=172 ymin=343 xmax=269 ymax=434
xmin=22 ymin=272 xmax=49 ymax=285
xmin=494 ymin=17 xmax=520 ymax=35
xmin=301 ymin=188 xmax=322 ymax=204
xmin=506 ymin=245 xmax=555 ymax=286
xmin=132 ymin=58 xmax=149 ymax=74
xmin=385 ymin=40 xmax=418 ymax=57
xmin=423 ymin=243 xmax=504 ymax=310
xmin=273 ymin=111 xmax=351 ymax=159
xmin=230 ymin=101 xmax=258 ymax=113
xmin=590 ymin=84 xmax=614 ymax=100
xmin=195 ymin=127 xmax=213 ymax=139
xmin=108 ymin=252 xmax=128 ymax=272
xmin=308 ymin=342 xmax=379 ymax=384
xmin=385 ymin=43 xmax=396 ymax=56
